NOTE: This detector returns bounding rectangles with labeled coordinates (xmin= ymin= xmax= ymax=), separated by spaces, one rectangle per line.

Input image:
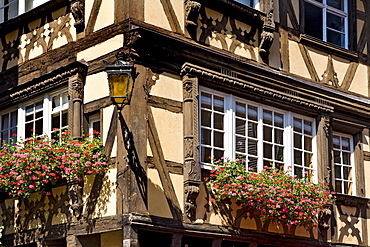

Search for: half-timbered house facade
xmin=0 ymin=0 xmax=370 ymax=246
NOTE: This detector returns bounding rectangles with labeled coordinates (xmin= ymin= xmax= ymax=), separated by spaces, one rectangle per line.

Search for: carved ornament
xmin=321 ymin=54 xmax=339 ymax=88
xmin=184 ymin=183 xmax=200 ymax=221
xmin=70 ymin=0 xmax=85 ymax=31
xmin=259 ymin=3 xmax=275 ymax=56
xmin=185 ymin=0 xmax=201 ymax=27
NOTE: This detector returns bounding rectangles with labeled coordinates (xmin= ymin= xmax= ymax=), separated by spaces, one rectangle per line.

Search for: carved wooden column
xmin=354 ymin=131 xmax=366 ymax=197
xmin=183 ymin=74 xmax=201 ymax=222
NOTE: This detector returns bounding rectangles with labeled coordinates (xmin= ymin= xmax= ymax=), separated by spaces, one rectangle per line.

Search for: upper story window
xmin=235 ymin=0 xmax=259 ymax=10
xmin=0 ymin=89 xmax=68 ymax=146
xmin=199 ymin=88 xmax=316 ymax=180
xmin=333 ymin=133 xmax=354 ymax=195
xmin=0 ymin=0 xmax=49 ymax=23
xmin=304 ymin=0 xmax=348 ymax=49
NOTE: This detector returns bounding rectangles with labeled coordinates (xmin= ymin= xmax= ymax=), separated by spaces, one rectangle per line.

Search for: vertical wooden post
xmin=182 ymin=74 xmax=201 ymax=222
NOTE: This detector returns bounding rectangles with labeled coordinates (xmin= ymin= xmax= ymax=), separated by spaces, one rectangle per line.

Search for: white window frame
xmin=0 ymin=0 xmax=48 ymax=23
xmin=333 ymin=132 xmax=355 ymax=195
xmin=304 ymin=0 xmax=348 ymax=49
xmin=2 ymin=88 xmax=68 ymax=142
xmin=89 ymin=113 xmax=101 ymax=137
xmin=234 ymin=0 xmax=259 ymax=10
xmin=199 ymin=87 xmax=317 ymax=181
xmin=0 ymin=108 xmax=18 ymax=146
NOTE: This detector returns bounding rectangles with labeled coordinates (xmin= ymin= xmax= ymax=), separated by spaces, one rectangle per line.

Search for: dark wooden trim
xmin=334 ymin=194 xmax=369 ymax=207
xmin=148 ymin=95 xmax=183 ymax=113
xmin=85 ymin=0 xmax=103 ymax=35
xmin=341 ymin=62 xmax=359 ymax=91
xmin=104 ymin=107 xmax=118 ymax=159
xmin=280 ymin=28 xmax=290 ymax=72
xmin=298 ymin=43 xmax=320 ymax=82
xmin=159 ymin=0 xmax=182 ymax=33
xmin=286 ymin=0 xmax=299 ymax=30
xmin=147 ymin=108 xmax=183 ymax=221
xmin=354 ymin=131 xmax=366 ymax=197
xmin=331 ymin=118 xmax=366 ymax=135
xmin=147 ymin=157 xmax=183 ymax=175
xmin=364 ymin=151 xmax=370 ymax=161
xmin=300 ymin=34 xmax=358 ymax=61
xmin=84 ymin=96 xmax=113 ymax=113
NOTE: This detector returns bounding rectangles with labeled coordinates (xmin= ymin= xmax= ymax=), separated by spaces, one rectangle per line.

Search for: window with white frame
xmin=304 ymin=0 xmax=348 ymax=48
xmin=89 ymin=114 xmax=101 ymax=137
xmin=0 ymin=0 xmax=49 ymax=23
xmin=333 ymin=133 xmax=354 ymax=195
xmin=0 ymin=89 xmax=68 ymax=143
xmin=234 ymin=0 xmax=259 ymax=10
xmin=200 ymin=88 xmax=316 ymax=179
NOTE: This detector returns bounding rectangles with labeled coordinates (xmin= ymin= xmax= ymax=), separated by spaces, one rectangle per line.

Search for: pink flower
xmin=29 ymin=184 xmax=35 ymax=190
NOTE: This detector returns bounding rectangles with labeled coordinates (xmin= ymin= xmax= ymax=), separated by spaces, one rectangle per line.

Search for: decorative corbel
xmin=259 ymin=2 xmax=275 ymax=63
xmin=321 ymin=54 xmax=339 ymax=88
xmin=70 ymin=0 xmax=85 ymax=33
xmin=184 ymin=0 xmax=201 ymax=39
xmin=67 ymin=178 xmax=84 ymax=222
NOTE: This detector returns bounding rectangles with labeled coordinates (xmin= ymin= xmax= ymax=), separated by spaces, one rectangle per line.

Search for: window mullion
xmin=43 ymin=94 xmax=50 ymax=137
xmin=224 ymin=95 xmax=234 ymax=160
xmin=285 ymin=112 xmax=293 ymax=175
xmin=257 ymin=105 xmax=264 ymax=172
xmin=18 ymin=0 xmax=25 ymax=15
xmin=18 ymin=106 xmax=25 ymax=142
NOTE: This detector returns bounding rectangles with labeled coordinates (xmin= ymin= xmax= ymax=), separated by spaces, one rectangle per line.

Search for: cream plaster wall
xmin=147 ymin=168 xmax=184 ymax=218
xmin=357 ymin=0 xmax=365 ymax=12
xmin=150 ymin=73 xmax=183 ymax=101
xmin=289 ymin=41 xmax=311 ymax=79
xmin=348 ymin=63 xmax=368 ymax=97
xmin=145 ymin=0 xmax=172 ymax=31
xmin=101 ymin=230 xmax=123 ymax=247
xmin=93 ymin=0 xmax=114 ymax=32
xmin=332 ymin=55 xmax=350 ymax=87
xmin=93 ymin=168 xmax=117 ymax=217
xmin=85 ymin=0 xmax=93 ymax=26
xmin=102 ymin=105 xmax=117 ymax=157
xmin=84 ymin=72 xmax=110 ymax=103
xmin=51 ymin=186 xmax=68 ymax=225
xmin=171 ymin=0 xmax=185 ymax=30
xmin=307 ymin=47 xmax=327 ymax=80
xmin=150 ymin=107 xmax=183 ymax=163
xmin=76 ymin=34 xmax=124 ymax=61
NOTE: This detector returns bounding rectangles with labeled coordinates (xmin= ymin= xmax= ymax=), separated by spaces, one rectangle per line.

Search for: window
xmin=89 ymin=114 xmax=101 ymax=137
xmin=0 ymin=89 xmax=68 ymax=144
xmin=333 ymin=133 xmax=354 ymax=195
xmin=200 ymin=88 xmax=316 ymax=179
xmin=0 ymin=0 xmax=48 ymax=23
xmin=235 ymin=0 xmax=259 ymax=10
xmin=304 ymin=0 xmax=348 ymax=48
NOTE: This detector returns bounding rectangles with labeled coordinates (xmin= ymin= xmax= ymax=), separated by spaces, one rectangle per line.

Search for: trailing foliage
xmin=0 ymin=131 xmax=109 ymax=198
xmin=205 ymin=159 xmax=335 ymax=229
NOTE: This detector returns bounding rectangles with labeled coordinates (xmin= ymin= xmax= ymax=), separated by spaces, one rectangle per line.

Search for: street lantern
xmin=104 ymin=52 xmax=135 ymax=106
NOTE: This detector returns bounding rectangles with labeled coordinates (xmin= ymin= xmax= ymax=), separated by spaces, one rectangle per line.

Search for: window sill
xmin=333 ymin=193 xmax=369 ymax=207
xmin=197 ymin=0 xmax=265 ymax=24
xmin=0 ymin=0 xmax=68 ymax=34
xmin=300 ymin=34 xmax=358 ymax=61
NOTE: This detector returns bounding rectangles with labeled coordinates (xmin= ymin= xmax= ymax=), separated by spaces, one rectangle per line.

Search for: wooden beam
xmin=104 ymin=107 xmax=118 ymax=159
xmin=341 ymin=62 xmax=359 ymax=90
xmin=148 ymin=95 xmax=183 ymax=113
xmin=85 ymin=0 xmax=102 ymax=35
xmin=159 ymin=0 xmax=182 ymax=34
xmin=298 ymin=43 xmax=320 ymax=82
xmin=147 ymin=108 xmax=183 ymax=221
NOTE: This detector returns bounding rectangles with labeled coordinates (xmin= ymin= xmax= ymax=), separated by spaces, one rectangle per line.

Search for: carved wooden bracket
xmin=70 ymin=0 xmax=85 ymax=33
xmin=259 ymin=1 xmax=275 ymax=61
xmin=67 ymin=178 xmax=84 ymax=222
xmin=185 ymin=0 xmax=201 ymax=27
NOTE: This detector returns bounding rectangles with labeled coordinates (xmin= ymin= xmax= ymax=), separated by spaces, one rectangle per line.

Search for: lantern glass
xmin=108 ymin=73 xmax=133 ymax=105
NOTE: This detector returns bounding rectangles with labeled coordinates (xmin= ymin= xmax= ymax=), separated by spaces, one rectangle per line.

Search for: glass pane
xmin=294 ymin=166 xmax=303 ymax=179
xmin=342 ymin=152 xmax=350 ymax=165
xmin=62 ymin=92 xmax=69 ymax=106
xmin=248 ymin=122 xmax=257 ymax=138
xmin=201 ymin=93 xmax=212 ymax=109
xmin=214 ymin=149 xmax=224 ymax=161
xmin=214 ymin=131 xmax=224 ymax=148
xmin=335 ymin=165 xmax=341 ymax=179
xmin=344 ymin=181 xmax=352 ymax=195
xmin=62 ymin=111 xmax=68 ymax=127
xmin=1 ymin=131 xmax=8 ymax=144
xmin=294 ymin=150 xmax=302 ymax=165
xmin=335 ymin=181 xmax=342 ymax=193
xmin=236 ymin=102 xmax=246 ymax=118
xmin=333 ymin=135 xmax=340 ymax=149
xmin=26 ymin=105 xmax=33 ymax=115
xmin=36 ymin=101 xmax=43 ymax=111
xmin=214 ymin=113 xmax=224 ymax=130
xmin=294 ymin=133 xmax=302 ymax=149
xmin=263 ymin=126 xmax=272 ymax=142
xmin=52 ymin=95 xmax=60 ymax=109
xmin=248 ymin=157 xmax=258 ymax=172
xmin=25 ymin=122 xmax=33 ymax=138
xmin=248 ymin=106 xmax=258 ymax=121
xmin=235 ymin=0 xmax=253 ymax=7
xmin=275 ymin=129 xmax=283 ymax=144
xmin=304 ymin=2 xmax=323 ymax=39
xmin=264 ymin=160 xmax=273 ymax=168
xmin=52 ymin=114 xmax=60 ymax=130
xmin=304 ymin=153 xmax=312 ymax=167
xmin=92 ymin=121 xmax=101 ymax=134
xmin=327 ymin=13 xmax=344 ymax=31
xmin=275 ymin=146 xmax=284 ymax=161
xmin=304 ymin=120 xmax=312 ymax=135
xmin=201 ymin=110 xmax=211 ymax=127
xmin=263 ymin=143 xmax=272 ymax=159
xmin=10 ymin=129 xmax=17 ymax=143
xmin=11 ymin=111 xmax=17 ymax=127
xmin=334 ymin=150 xmax=341 ymax=163
xmin=236 ymin=119 xmax=245 ymax=135
xmin=263 ymin=110 xmax=272 ymax=125
xmin=36 ymin=111 xmax=43 ymax=119
xmin=304 ymin=136 xmax=312 ymax=151
xmin=235 ymin=137 xmax=245 ymax=153
xmin=200 ymin=147 xmax=211 ymax=163
xmin=293 ymin=117 xmax=302 ymax=132
xmin=213 ymin=96 xmax=224 ymax=112
xmin=201 ymin=129 xmax=211 ymax=145
xmin=2 ymin=114 xmax=9 ymax=129
xmin=327 ymin=0 xmax=344 ymax=10
xmin=342 ymin=137 xmax=350 ymax=150
xmin=248 ymin=139 xmax=258 ymax=156
xmin=343 ymin=166 xmax=351 ymax=180
xmin=274 ymin=113 xmax=284 ymax=128
xmin=35 ymin=118 xmax=43 ymax=135
xmin=236 ymin=137 xmax=245 ymax=153
xmin=327 ymin=29 xmax=344 ymax=47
